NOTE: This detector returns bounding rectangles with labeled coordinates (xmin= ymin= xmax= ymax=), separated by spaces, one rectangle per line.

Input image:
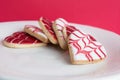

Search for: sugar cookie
xmin=68 ymin=30 xmax=107 ymax=64
xmin=39 ymin=17 xmax=58 ymax=44
xmin=52 ymin=18 xmax=68 ymax=49
xmin=3 ymin=32 xmax=46 ymax=48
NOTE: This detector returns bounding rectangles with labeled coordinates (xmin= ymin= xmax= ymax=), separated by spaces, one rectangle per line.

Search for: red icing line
xmin=94 ymin=49 xmax=102 ymax=60
xmin=85 ymin=54 xmax=91 ymax=61
xmin=71 ymin=32 xmax=83 ymax=38
xmin=4 ymin=32 xmax=42 ymax=44
xmin=56 ymin=24 xmax=64 ymax=28
xmin=88 ymin=53 xmax=93 ymax=61
xmin=99 ymin=47 xmax=107 ymax=57
xmin=66 ymin=26 xmax=77 ymax=36
xmin=88 ymin=34 xmax=96 ymax=41
xmin=57 ymin=18 xmax=67 ymax=25
xmin=68 ymin=39 xmax=80 ymax=44
xmin=41 ymin=17 xmax=57 ymax=39
xmin=66 ymin=26 xmax=87 ymax=37
xmin=73 ymin=43 xmax=82 ymax=54
xmin=81 ymin=38 xmax=87 ymax=47
xmin=69 ymin=31 xmax=106 ymax=61
xmin=41 ymin=17 xmax=52 ymax=26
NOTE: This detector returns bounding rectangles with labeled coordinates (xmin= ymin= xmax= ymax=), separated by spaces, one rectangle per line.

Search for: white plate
xmin=0 ymin=21 xmax=120 ymax=80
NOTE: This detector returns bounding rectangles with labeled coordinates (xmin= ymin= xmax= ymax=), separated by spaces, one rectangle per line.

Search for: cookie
xmin=24 ymin=25 xmax=49 ymax=43
xmin=52 ymin=18 xmax=68 ymax=49
xmin=68 ymin=30 xmax=107 ymax=64
xmin=38 ymin=17 xmax=58 ymax=44
xmin=3 ymin=32 xmax=46 ymax=48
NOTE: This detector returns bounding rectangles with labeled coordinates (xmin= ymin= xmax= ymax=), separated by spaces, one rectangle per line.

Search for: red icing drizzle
xmin=41 ymin=17 xmax=57 ymax=39
xmin=69 ymin=31 xmax=106 ymax=61
xmin=88 ymin=34 xmax=96 ymax=41
xmin=66 ymin=26 xmax=77 ymax=36
xmin=4 ymin=32 xmax=42 ymax=44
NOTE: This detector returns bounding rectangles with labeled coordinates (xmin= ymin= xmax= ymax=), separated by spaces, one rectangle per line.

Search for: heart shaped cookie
xmin=52 ymin=18 xmax=68 ymax=49
xmin=39 ymin=17 xmax=58 ymax=44
xmin=68 ymin=30 xmax=107 ymax=64
xmin=3 ymin=32 xmax=46 ymax=48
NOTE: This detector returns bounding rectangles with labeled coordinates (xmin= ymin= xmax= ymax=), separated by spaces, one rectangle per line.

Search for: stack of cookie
xmin=3 ymin=17 xmax=107 ymax=64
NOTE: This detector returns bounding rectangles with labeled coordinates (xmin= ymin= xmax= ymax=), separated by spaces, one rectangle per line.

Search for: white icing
xmin=84 ymin=47 xmax=94 ymax=51
xmin=89 ymin=51 xmax=100 ymax=60
xmin=83 ymin=37 xmax=90 ymax=44
xmin=88 ymin=43 xmax=97 ymax=48
xmin=71 ymin=44 xmax=106 ymax=61
xmin=69 ymin=33 xmax=80 ymax=40
xmin=56 ymin=18 xmax=68 ymax=25
xmin=101 ymin=46 xmax=107 ymax=55
xmin=75 ymin=54 xmax=88 ymax=61
xmin=78 ymin=39 xmax=85 ymax=49
xmin=75 ymin=31 xmax=85 ymax=37
xmin=97 ymin=46 xmax=107 ymax=58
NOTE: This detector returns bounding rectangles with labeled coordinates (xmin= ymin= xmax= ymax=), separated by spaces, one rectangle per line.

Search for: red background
xmin=0 ymin=0 xmax=120 ymax=34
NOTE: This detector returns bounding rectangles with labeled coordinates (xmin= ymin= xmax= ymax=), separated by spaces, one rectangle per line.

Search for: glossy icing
xmin=68 ymin=30 xmax=107 ymax=61
xmin=4 ymin=32 xmax=42 ymax=44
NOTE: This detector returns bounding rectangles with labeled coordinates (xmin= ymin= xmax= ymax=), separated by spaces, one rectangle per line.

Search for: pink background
xmin=0 ymin=0 xmax=120 ymax=34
